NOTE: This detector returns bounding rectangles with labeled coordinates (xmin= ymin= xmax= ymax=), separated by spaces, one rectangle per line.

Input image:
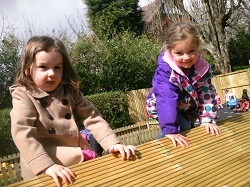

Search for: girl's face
xmin=170 ymin=37 xmax=199 ymax=69
xmin=27 ymin=50 xmax=63 ymax=92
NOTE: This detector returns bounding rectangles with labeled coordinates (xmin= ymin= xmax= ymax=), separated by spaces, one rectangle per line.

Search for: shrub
xmin=232 ymin=66 xmax=250 ymax=72
xmin=86 ymin=91 xmax=131 ymax=129
xmin=70 ymin=31 xmax=160 ymax=95
xmin=0 ymin=109 xmax=18 ymax=156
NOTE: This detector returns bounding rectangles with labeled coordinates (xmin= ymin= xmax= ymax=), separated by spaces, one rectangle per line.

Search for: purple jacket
xmin=147 ymin=51 xmax=217 ymax=135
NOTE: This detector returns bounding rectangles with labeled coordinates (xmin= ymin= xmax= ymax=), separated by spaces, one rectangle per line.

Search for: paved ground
xmin=195 ymin=105 xmax=248 ymax=126
xmin=216 ymin=105 xmax=248 ymax=122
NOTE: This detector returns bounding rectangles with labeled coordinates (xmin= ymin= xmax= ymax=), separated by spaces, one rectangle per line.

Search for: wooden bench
xmin=9 ymin=111 xmax=250 ymax=187
xmin=0 ymin=121 xmax=159 ymax=186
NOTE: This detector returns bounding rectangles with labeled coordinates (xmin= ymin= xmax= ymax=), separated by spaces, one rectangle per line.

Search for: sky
xmin=0 ymin=0 xmax=154 ymax=41
xmin=139 ymin=0 xmax=155 ymax=7
xmin=0 ymin=0 xmax=89 ymax=40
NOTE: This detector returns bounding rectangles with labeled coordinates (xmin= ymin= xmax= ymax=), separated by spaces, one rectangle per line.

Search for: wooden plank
xmin=0 ymin=163 xmax=23 ymax=187
xmin=9 ymin=112 xmax=250 ymax=187
xmin=1 ymin=167 xmax=9 ymax=186
xmin=127 ymin=88 xmax=151 ymax=123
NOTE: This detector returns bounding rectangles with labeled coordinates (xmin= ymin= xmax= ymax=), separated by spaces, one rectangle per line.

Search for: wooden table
xmin=9 ymin=112 xmax=250 ymax=187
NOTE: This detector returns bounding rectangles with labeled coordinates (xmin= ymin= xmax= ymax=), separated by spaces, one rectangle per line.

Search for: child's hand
xmin=108 ymin=144 xmax=136 ymax=160
xmin=44 ymin=164 xmax=76 ymax=187
xmin=201 ymin=123 xmax=221 ymax=135
xmin=164 ymin=134 xmax=189 ymax=148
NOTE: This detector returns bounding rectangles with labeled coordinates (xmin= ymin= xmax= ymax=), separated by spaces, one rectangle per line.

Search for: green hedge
xmin=0 ymin=108 xmax=18 ymax=157
xmin=86 ymin=91 xmax=131 ymax=129
xmin=0 ymin=91 xmax=131 ymax=156
xmin=232 ymin=66 xmax=250 ymax=72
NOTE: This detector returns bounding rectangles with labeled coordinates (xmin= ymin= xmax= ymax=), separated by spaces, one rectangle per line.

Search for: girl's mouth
xmin=47 ymin=81 xmax=55 ymax=85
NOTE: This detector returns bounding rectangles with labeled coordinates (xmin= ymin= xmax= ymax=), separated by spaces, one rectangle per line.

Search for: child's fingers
xmin=211 ymin=125 xmax=221 ymax=135
xmin=51 ymin=175 xmax=61 ymax=187
xmin=45 ymin=164 xmax=76 ymax=186
xmin=126 ymin=145 xmax=136 ymax=155
xmin=61 ymin=168 xmax=76 ymax=184
xmin=165 ymin=134 xmax=188 ymax=148
xmin=123 ymin=147 xmax=131 ymax=160
xmin=124 ymin=145 xmax=137 ymax=160
xmin=109 ymin=144 xmax=136 ymax=160
xmin=175 ymin=137 xmax=189 ymax=148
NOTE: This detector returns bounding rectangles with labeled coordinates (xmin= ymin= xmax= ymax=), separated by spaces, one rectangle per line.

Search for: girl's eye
xmin=55 ymin=66 xmax=62 ymax=70
xmin=39 ymin=66 xmax=47 ymax=69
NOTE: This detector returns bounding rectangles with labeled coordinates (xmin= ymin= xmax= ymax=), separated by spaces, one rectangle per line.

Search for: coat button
xmin=48 ymin=128 xmax=56 ymax=134
xmin=41 ymin=101 xmax=49 ymax=108
xmin=62 ymin=99 xmax=68 ymax=106
xmin=47 ymin=114 xmax=54 ymax=120
xmin=65 ymin=113 xmax=71 ymax=119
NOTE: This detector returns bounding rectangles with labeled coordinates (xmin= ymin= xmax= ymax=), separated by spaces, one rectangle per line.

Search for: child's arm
xmin=73 ymin=90 xmax=136 ymax=160
xmin=197 ymin=69 xmax=221 ymax=135
xmin=10 ymin=88 xmax=56 ymax=174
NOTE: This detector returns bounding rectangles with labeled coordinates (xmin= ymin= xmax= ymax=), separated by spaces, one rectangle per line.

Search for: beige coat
xmin=10 ymin=83 xmax=120 ymax=179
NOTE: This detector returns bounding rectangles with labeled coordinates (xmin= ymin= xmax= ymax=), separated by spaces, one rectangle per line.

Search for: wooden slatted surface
xmin=9 ymin=112 xmax=250 ymax=187
xmin=127 ymin=88 xmax=151 ymax=123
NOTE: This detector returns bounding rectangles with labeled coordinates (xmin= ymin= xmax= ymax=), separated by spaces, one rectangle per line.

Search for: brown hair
xmin=162 ymin=22 xmax=200 ymax=51
xmin=14 ymin=36 xmax=79 ymax=90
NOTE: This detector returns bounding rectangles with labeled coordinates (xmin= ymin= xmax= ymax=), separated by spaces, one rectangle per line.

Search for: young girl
xmin=10 ymin=36 xmax=136 ymax=187
xmin=146 ymin=22 xmax=221 ymax=148
xmin=215 ymin=93 xmax=223 ymax=109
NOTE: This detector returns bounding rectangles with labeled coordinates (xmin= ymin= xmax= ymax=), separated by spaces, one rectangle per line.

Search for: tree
xmin=228 ymin=29 xmax=250 ymax=67
xmin=69 ymin=31 xmax=160 ymax=95
xmin=69 ymin=33 xmax=103 ymax=95
xmin=84 ymin=0 xmax=145 ymax=38
xmin=149 ymin=0 xmax=249 ymax=73
xmin=0 ymin=33 xmax=20 ymax=109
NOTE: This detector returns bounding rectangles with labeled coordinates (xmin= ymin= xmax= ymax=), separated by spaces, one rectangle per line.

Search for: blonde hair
xmin=162 ymin=22 xmax=200 ymax=51
xmin=14 ymin=36 xmax=79 ymax=90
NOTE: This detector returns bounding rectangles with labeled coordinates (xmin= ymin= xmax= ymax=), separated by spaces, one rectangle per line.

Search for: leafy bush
xmin=70 ymin=31 xmax=160 ymax=95
xmin=86 ymin=91 xmax=131 ymax=129
xmin=0 ymin=109 xmax=18 ymax=156
xmin=232 ymin=66 xmax=250 ymax=72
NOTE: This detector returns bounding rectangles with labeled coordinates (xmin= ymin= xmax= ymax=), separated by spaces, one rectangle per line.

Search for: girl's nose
xmin=183 ymin=54 xmax=190 ymax=61
xmin=48 ymin=69 xmax=55 ymax=77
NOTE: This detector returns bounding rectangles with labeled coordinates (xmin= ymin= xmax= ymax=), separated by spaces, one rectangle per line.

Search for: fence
xmin=212 ymin=69 xmax=250 ymax=104
xmin=115 ymin=120 xmax=159 ymax=145
xmin=0 ymin=153 xmax=22 ymax=187
xmin=127 ymin=88 xmax=151 ymax=123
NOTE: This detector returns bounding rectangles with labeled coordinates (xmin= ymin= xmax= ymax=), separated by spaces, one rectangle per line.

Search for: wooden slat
xmin=0 ymin=153 xmax=20 ymax=165
xmin=127 ymin=88 xmax=151 ymax=123
xmin=0 ymin=163 xmax=22 ymax=187
xmin=9 ymin=112 xmax=250 ymax=187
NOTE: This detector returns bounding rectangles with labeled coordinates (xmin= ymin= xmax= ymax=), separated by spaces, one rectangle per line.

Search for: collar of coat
xmin=162 ymin=50 xmax=210 ymax=79
xmin=10 ymin=81 xmax=68 ymax=99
